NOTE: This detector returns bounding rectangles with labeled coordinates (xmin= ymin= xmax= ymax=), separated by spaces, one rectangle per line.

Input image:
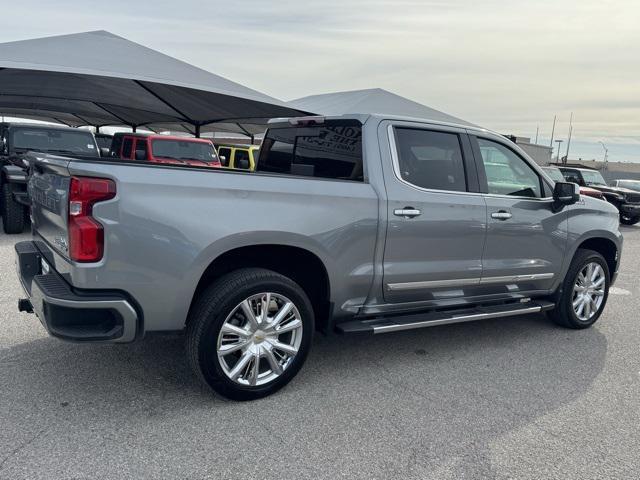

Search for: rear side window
xmin=218 ymin=147 xmax=231 ymax=166
xmin=110 ymin=135 xmax=123 ymax=157
xmin=258 ymin=123 xmax=363 ymax=181
xmin=122 ymin=137 xmax=133 ymax=159
xmin=235 ymin=149 xmax=251 ymax=169
xmin=134 ymin=138 xmax=148 ymax=160
xmin=394 ymin=128 xmax=467 ymax=192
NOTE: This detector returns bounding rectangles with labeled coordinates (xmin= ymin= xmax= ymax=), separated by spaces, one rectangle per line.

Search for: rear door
xmin=380 ymin=121 xmax=487 ymax=304
xmin=470 ymin=134 xmax=567 ymax=291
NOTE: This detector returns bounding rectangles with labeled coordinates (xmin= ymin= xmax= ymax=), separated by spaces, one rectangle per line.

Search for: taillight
xmin=68 ymin=176 xmax=116 ymax=262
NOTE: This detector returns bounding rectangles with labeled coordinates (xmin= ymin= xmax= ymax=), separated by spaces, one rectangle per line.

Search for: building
xmin=503 ymin=135 xmax=553 ymax=166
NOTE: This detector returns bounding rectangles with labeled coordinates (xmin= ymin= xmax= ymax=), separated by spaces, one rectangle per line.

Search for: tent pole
xmin=95 ymin=125 xmax=100 ymax=133
xmin=132 ymin=125 xmax=137 ymax=133
xmin=195 ymin=124 xmax=201 ymax=138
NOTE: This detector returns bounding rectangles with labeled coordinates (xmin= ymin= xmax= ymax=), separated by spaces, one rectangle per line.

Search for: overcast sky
xmin=1 ymin=0 xmax=639 ymax=161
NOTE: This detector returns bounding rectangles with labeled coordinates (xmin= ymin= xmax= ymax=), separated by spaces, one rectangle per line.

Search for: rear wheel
xmin=1 ymin=181 xmax=26 ymax=234
xmin=549 ymin=249 xmax=609 ymax=329
xmin=620 ymin=214 xmax=640 ymax=225
xmin=186 ymin=268 xmax=314 ymax=401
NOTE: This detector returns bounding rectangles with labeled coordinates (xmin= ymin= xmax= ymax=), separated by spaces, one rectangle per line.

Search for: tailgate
xmin=28 ymin=155 xmax=72 ymax=259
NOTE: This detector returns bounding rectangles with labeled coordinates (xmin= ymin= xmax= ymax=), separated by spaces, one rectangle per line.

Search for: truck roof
xmin=266 ymin=113 xmax=492 ymax=136
xmin=1 ymin=122 xmax=93 ymax=133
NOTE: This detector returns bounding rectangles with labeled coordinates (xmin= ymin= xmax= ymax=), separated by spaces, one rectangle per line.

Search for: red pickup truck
xmin=109 ymin=133 xmax=221 ymax=168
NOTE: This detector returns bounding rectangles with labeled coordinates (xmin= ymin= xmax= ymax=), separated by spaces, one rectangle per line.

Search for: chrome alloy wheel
xmin=572 ymin=262 xmax=606 ymax=321
xmin=217 ymin=293 xmax=303 ymax=386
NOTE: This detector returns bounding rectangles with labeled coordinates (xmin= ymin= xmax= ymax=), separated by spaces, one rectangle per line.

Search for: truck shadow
xmin=0 ymin=312 xmax=607 ymax=478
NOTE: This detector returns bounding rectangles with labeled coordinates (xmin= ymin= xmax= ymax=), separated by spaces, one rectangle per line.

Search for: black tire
xmin=1 ymin=181 xmax=26 ymax=234
xmin=186 ymin=268 xmax=314 ymax=401
xmin=549 ymin=249 xmax=610 ymax=329
xmin=620 ymin=214 xmax=640 ymax=226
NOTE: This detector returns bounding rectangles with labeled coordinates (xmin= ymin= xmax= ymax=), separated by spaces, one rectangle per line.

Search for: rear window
xmin=258 ymin=122 xmax=363 ymax=181
xmin=10 ymin=128 xmax=99 ymax=156
xmin=151 ymin=139 xmax=218 ymax=162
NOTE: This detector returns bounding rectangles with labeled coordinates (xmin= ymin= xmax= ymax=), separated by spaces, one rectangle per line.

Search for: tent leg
xmin=250 ymin=134 xmax=255 ymax=144
xmin=95 ymin=125 xmax=100 ymax=133
xmin=195 ymin=124 xmax=201 ymax=138
xmin=132 ymin=125 xmax=137 ymax=132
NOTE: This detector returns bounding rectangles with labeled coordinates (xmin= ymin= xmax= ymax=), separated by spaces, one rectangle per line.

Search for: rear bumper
xmin=15 ymin=241 xmax=138 ymax=343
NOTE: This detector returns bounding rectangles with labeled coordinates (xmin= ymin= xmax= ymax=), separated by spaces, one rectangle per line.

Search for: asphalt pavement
xmin=1 ymin=222 xmax=639 ymax=479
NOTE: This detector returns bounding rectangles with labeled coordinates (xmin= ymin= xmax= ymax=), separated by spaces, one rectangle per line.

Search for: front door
xmin=470 ymin=135 xmax=567 ymax=292
xmin=381 ymin=122 xmax=487 ymax=304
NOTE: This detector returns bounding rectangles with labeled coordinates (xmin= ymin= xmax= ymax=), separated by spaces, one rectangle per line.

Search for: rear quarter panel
xmin=57 ymin=161 xmax=379 ymax=331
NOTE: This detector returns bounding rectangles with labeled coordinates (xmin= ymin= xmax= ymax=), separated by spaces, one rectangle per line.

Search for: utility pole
xmin=599 ymin=141 xmax=608 ymax=170
xmin=555 ymin=139 xmax=563 ymax=162
xmin=564 ymin=112 xmax=573 ymax=164
xmin=535 ymin=125 xmax=539 ymax=144
xmin=549 ymin=115 xmax=557 ymax=147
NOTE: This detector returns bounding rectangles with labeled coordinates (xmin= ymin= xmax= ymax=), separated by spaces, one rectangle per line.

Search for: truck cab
xmin=109 ymin=132 xmax=221 ymax=168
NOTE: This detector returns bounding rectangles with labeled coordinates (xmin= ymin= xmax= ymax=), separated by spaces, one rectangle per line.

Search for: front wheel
xmin=186 ymin=268 xmax=314 ymax=401
xmin=549 ymin=249 xmax=610 ymax=329
xmin=620 ymin=214 xmax=640 ymax=225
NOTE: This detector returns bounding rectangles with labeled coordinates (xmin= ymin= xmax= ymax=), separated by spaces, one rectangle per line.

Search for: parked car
xmin=17 ymin=114 xmax=622 ymax=400
xmin=542 ymin=166 xmax=604 ymax=200
xmin=0 ymin=122 xmax=100 ymax=234
xmin=216 ymin=144 xmax=259 ymax=171
xmin=109 ymin=133 xmax=221 ymax=168
xmin=612 ymin=179 xmax=640 ymax=191
xmin=559 ymin=166 xmax=640 ymax=224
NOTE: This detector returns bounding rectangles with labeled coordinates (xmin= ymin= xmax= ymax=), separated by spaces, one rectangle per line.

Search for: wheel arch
xmin=187 ymin=243 xmax=332 ymax=331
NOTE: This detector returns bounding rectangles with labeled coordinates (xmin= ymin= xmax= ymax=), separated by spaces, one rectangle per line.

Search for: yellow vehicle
xmin=216 ymin=145 xmax=259 ymax=171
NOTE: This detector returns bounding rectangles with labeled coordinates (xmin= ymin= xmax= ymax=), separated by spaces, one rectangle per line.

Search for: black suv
xmin=559 ymin=166 xmax=640 ymax=225
xmin=0 ymin=123 xmax=100 ymax=234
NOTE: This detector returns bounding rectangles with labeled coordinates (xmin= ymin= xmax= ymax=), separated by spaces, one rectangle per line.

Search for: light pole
xmin=599 ymin=141 xmax=608 ymax=170
xmin=555 ymin=139 xmax=563 ymax=162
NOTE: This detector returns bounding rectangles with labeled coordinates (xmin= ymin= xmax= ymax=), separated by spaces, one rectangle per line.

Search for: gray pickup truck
xmin=16 ymin=114 xmax=622 ymax=400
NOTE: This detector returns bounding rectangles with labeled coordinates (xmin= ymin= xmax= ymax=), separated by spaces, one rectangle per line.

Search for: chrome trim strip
xmin=386 ymin=124 xmax=554 ymax=201
xmin=373 ymin=305 xmax=542 ymax=334
xmin=387 ymin=277 xmax=481 ymax=291
xmin=387 ymin=273 xmax=554 ymax=291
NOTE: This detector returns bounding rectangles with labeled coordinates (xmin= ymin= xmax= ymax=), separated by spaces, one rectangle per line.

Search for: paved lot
xmin=1 ymin=223 xmax=639 ymax=480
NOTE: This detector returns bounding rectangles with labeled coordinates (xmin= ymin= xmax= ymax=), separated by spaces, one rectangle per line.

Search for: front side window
xmin=478 ymin=138 xmax=541 ymax=198
xmin=122 ymin=137 xmax=133 ymax=159
xmin=394 ymin=128 xmax=467 ymax=192
xmin=218 ymin=147 xmax=231 ymax=166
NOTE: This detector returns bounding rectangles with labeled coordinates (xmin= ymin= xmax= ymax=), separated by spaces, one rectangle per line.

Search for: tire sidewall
xmin=563 ymin=252 xmax=610 ymax=327
xmin=196 ymin=275 xmax=314 ymax=400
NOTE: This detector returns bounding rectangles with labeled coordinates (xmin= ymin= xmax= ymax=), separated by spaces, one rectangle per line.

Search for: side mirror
xmin=553 ymin=181 xmax=579 ymax=210
xmin=99 ymin=147 xmax=110 ymax=157
xmin=0 ymin=137 xmax=6 ymax=155
xmin=219 ymin=155 xmax=227 ymax=166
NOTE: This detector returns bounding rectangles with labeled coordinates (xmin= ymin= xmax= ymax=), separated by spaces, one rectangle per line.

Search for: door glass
xmin=478 ymin=138 xmax=541 ymax=198
xmin=122 ymin=137 xmax=133 ymax=159
xmin=218 ymin=147 xmax=231 ymax=166
xmin=394 ymin=128 xmax=467 ymax=192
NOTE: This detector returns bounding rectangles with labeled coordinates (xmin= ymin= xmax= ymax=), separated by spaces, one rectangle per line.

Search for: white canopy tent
xmin=0 ymin=30 xmax=306 ymax=136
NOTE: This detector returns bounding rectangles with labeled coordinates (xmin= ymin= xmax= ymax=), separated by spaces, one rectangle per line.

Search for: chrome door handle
xmin=394 ymin=207 xmax=422 ymax=218
xmin=491 ymin=211 xmax=512 ymax=220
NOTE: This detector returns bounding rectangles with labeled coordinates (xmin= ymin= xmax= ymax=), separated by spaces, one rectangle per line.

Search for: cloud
xmin=0 ymin=0 xmax=638 ymax=161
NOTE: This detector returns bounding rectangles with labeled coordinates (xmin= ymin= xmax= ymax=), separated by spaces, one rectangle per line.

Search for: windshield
xmin=543 ymin=167 xmax=565 ymax=183
xmin=10 ymin=128 xmax=99 ymax=156
xmin=151 ymin=139 xmax=218 ymax=162
xmin=617 ymin=180 xmax=640 ymax=192
xmin=581 ymin=170 xmax=607 ymax=186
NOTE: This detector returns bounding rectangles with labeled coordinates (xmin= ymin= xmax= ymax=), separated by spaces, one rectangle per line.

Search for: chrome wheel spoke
xmin=221 ymin=323 xmax=251 ymax=338
xmin=218 ymin=338 xmax=249 ymax=355
xmin=591 ymin=265 xmax=602 ymax=282
xmin=248 ymin=352 xmax=260 ymax=386
xmin=260 ymin=293 xmax=272 ymax=324
xmin=264 ymin=347 xmax=283 ymax=375
xmin=268 ymin=339 xmax=298 ymax=356
xmin=228 ymin=351 xmax=253 ymax=380
xmin=240 ymin=300 xmax=259 ymax=331
xmin=275 ymin=318 xmax=302 ymax=334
